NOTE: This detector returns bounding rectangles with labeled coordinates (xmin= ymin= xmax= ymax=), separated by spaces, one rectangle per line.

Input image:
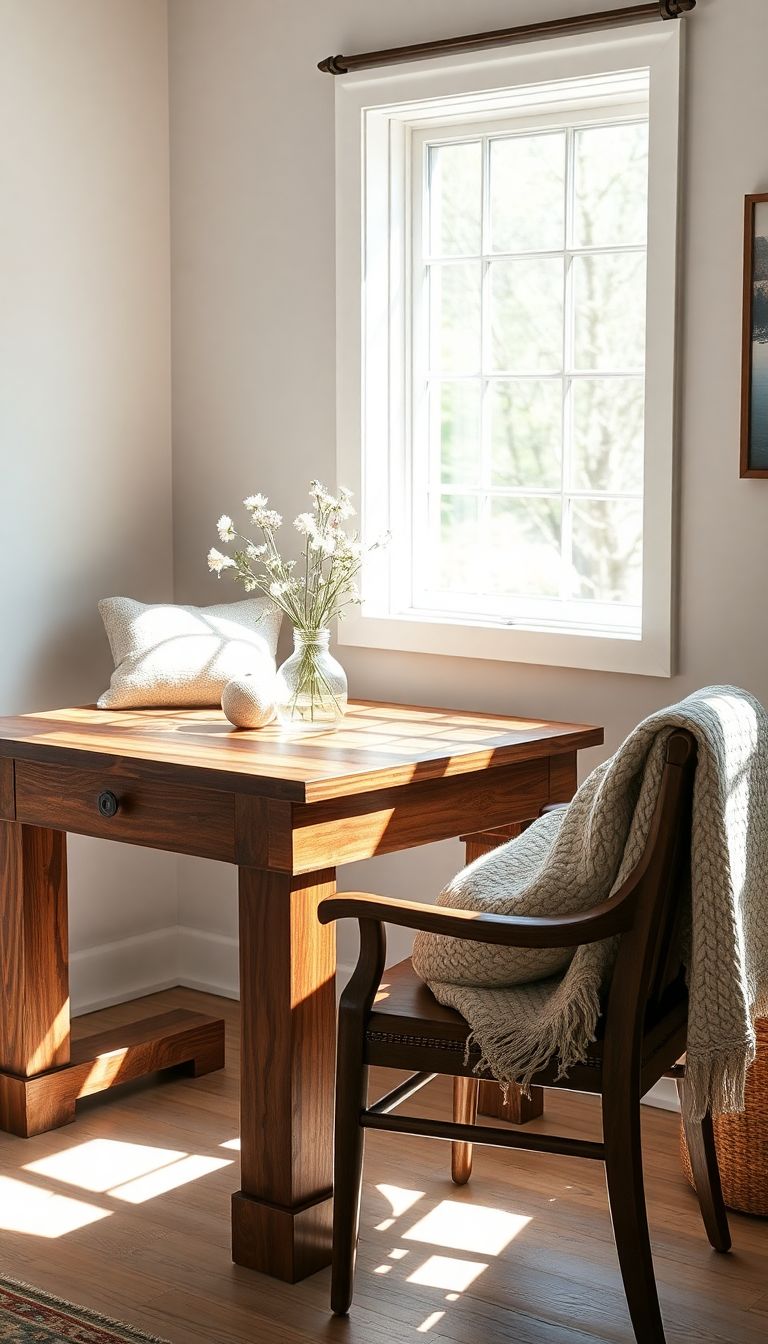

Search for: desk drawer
xmin=14 ymin=761 xmax=235 ymax=862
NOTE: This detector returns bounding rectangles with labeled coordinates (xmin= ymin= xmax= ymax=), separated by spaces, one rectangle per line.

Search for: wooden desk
xmin=0 ymin=700 xmax=602 ymax=1281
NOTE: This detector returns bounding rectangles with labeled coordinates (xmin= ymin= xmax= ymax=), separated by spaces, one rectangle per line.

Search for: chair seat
xmin=368 ymin=956 xmax=473 ymax=1043
xmin=365 ymin=957 xmax=688 ymax=1095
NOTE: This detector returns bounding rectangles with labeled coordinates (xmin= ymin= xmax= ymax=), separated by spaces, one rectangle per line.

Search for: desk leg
xmin=233 ymin=865 xmax=336 ymax=1282
xmin=0 ymin=822 xmax=73 ymax=1134
xmin=0 ymin=818 xmax=225 ymax=1138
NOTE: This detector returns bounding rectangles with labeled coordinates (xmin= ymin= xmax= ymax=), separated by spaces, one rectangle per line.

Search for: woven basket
xmin=680 ymin=1018 xmax=768 ymax=1216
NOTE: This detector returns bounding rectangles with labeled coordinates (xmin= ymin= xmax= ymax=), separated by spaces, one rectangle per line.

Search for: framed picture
xmin=741 ymin=193 xmax=768 ymax=477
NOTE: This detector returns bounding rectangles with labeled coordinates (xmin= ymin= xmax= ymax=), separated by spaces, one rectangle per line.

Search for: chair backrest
xmin=604 ymin=729 xmax=697 ymax=1046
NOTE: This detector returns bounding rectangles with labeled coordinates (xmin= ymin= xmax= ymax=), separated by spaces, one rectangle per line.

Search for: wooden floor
xmin=0 ymin=989 xmax=766 ymax=1344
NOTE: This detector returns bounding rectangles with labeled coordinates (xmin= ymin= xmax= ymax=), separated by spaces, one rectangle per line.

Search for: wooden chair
xmin=318 ymin=730 xmax=731 ymax=1343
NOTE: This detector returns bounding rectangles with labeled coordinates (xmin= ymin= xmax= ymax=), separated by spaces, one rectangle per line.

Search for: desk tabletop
xmin=0 ymin=702 xmax=604 ymax=803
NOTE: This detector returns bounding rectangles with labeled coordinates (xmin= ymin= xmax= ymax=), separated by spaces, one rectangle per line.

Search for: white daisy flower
xmin=294 ymin=512 xmax=318 ymax=537
xmin=217 ymin=514 xmax=236 ymax=542
xmin=208 ymin=547 xmax=236 ymax=575
xmin=311 ymin=532 xmax=337 ymax=556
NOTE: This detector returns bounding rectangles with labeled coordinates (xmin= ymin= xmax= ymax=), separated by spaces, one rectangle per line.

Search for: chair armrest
xmin=318 ymin=889 xmax=635 ymax=948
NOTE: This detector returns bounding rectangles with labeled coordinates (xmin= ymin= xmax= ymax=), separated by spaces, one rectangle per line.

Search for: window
xmin=335 ymin=25 xmax=682 ymax=675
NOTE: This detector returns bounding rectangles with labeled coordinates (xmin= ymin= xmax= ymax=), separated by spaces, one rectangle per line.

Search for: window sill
xmin=337 ymin=609 xmax=672 ymax=678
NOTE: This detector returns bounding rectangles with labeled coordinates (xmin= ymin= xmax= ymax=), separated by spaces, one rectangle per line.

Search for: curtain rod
xmin=318 ymin=1 xmax=695 ymax=75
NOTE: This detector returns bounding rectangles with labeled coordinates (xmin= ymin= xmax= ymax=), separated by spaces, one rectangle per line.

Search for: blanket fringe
xmin=683 ymin=1046 xmax=754 ymax=1122
xmin=462 ymin=975 xmax=602 ymax=1095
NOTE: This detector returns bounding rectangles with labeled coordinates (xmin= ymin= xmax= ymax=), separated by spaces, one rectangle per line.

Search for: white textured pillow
xmin=97 ymin=596 xmax=281 ymax=709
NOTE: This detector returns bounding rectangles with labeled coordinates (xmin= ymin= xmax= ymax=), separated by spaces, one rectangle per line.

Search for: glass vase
xmin=274 ymin=627 xmax=348 ymax=730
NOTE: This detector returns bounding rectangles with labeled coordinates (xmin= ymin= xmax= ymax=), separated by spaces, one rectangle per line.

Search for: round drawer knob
xmin=97 ymin=790 xmax=120 ymax=818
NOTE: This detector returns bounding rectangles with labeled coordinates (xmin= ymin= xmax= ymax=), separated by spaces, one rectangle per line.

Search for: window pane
xmin=429 ymin=141 xmax=481 ymax=257
xmin=433 ymin=381 xmax=482 ymax=486
xmin=571 ymin=378 xmax=644 ymax=494
xmin=572 ymin=253 xmax=646 ymax=371
xmin=490 ymin=133 xmax=565 ymax=253
xmin=486 ymin=498 xmax=562 ymax=597
xmin=573 ymin=122 xmax=648 ymax=249
xmin=570 ymin=498 xmax=642 ymax=604
xmin=489 ymin=380 xmax=562 ymax=489
xmin=489 ymin=258 xmax=563 ymax=372
xmin=429 ymin=262 xmax=481 ymax=373
xmin=432 ymin=493 xmax=480 ymax=591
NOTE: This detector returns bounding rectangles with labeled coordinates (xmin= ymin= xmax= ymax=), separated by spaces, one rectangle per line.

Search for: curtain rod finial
xmin=318 ymin=54 xmax=349 ymax=74
xmin=660 ymin=0 xmax=696 ymax=17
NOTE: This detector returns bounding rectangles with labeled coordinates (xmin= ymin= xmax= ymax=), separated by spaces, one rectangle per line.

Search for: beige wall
xmin=167 ymin=0 xmax=768 ymax=981
xmin=0 ymin=0 xmax=177 ymax=1009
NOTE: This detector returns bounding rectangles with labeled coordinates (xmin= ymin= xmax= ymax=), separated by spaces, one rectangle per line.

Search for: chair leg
xmin=451 ymin=1077 xmax=479 ymax=1185
xmin=604 ymin=1085 xmax=666 ymax=1344
xmin=330 ymin=1015 xmax=368 ymax=1316
xmin=677 ymin=1078 xmax=731 ymax=1252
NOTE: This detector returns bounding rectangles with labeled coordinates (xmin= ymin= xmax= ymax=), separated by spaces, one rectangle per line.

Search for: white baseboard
xmin=70 ymin=926 xmax=180 ymax=1016
xmin=175 ymin=930 xmax=356 ymax=1001
xmin=177 ymin=926 xmax=239 ymax=1000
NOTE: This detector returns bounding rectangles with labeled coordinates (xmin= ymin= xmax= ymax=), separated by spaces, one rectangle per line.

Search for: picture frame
xmin=740 ymin=192 xmax=768 ymax=478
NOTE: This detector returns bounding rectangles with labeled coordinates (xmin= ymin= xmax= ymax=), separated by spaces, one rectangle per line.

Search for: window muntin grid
xmin=410 ymin=115 xmax=649 ymax=634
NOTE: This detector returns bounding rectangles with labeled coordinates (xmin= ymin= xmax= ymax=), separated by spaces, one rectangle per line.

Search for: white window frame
xmin=334 ymin=23 xmax=683 ymax=677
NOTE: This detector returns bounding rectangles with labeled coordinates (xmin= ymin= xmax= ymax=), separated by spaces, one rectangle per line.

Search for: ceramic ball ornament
xmin=221 ymin=672 xmax=277 ymax=729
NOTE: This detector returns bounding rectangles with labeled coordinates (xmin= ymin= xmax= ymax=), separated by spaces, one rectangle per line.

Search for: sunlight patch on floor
xmin=417 ymin=1310 xmax=446 ymax=1332
xmin=376 ymin=1183 xmax=425 ymax=1217
xmin=366 ymin=1185 xmax=534 ymax=1326
xmin=403 ymin=1199 xmax=530 ymax=1256
xmin=407 ymin=1254 xmax=487 ymax=1292
xmin=110 ymin=1154 xmax=233 ymax=1204
xmin=25 ymin=1139 xmax=186 ymax=1192
xmin=0 ymin=1175 xmax=111 ymax=1237
xmin=15 ymin=1137 xmax=235 ymax=1224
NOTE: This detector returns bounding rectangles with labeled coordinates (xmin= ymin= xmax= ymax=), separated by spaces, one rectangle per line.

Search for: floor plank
xmin=0 ymin=988 xmax=764 ymax=1343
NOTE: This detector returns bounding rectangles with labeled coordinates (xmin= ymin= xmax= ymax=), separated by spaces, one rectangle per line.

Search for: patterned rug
xmin=0 ymin=1277 xmax=169 ymax=1343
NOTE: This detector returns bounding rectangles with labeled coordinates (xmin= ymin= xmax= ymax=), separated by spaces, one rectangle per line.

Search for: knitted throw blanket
xmin=411 ymin=687 xmax=768 ymax=1119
